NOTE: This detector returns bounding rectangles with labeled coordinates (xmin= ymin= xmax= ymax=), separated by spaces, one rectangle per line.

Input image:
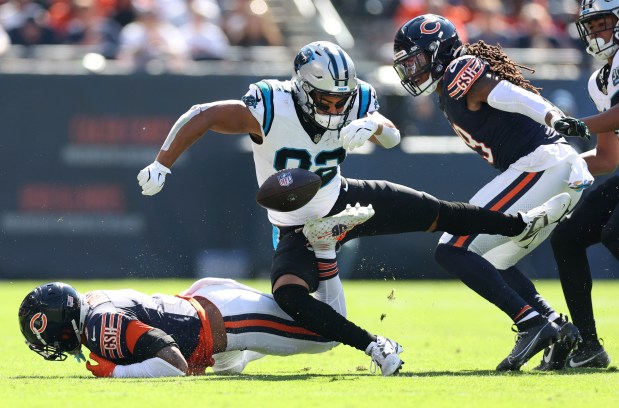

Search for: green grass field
xmin=1 ymin=279 xmax=617 ymax=407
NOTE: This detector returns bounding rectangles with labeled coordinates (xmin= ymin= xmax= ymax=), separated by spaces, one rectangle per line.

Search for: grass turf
xmin=1 ymin=279 xmax=617 ymax=407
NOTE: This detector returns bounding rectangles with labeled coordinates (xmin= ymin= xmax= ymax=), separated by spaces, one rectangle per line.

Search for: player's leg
xmin=318 ymin=178 xmax=567 ymax=242
xmin=270 ymin=229 xmax=403 ymax=376
xmin=325 ymin=178 xmax=528 ymax=238
xmin=550 ymin=176 xmax=619 ymax=369
xmin=192 ymin=279 xmax=340 ymax=357
xmin=435 ymin=166 xmax=576 ymax=370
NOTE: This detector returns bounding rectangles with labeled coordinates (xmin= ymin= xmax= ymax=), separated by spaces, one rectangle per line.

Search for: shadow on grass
xmin=9 ymin=366 xmax=616 ymax=381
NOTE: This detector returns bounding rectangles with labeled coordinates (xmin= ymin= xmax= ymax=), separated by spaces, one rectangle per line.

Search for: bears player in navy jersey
xmin=138 ymin=40 xmax=574 ymax=375
xmin=540 ymin=0 xmax=619 ymax=371
xmin=18 ymin=277 xmax=351 ymax=377
xmin=393 ymin=14 xmax=593 ymax=371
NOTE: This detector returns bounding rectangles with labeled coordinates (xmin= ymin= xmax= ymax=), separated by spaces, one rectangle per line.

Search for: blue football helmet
xmin=291 ymin=41 xmax=358 ymax=130
xmin=18 ymin=282 xmax=87 ymax=361
xmin=393 ymin=14 xmax=462 ymax=96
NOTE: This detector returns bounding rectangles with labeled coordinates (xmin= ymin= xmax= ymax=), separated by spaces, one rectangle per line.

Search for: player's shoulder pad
xmin=242 ymin=80 xmax=285 ymax=136
xmin=356 ymin=79 xmax=379 ymax=117
xmin=443 ymin=55 xmax=489 ymax=100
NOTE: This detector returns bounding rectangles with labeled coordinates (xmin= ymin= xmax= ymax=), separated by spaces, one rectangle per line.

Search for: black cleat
xmin=496 ymin=320 xmax=561 ymax=371
xmin=534 ymin=316 xmax=581 ymax=371
xmin=565 ymin=339 xmax=611 ymax=369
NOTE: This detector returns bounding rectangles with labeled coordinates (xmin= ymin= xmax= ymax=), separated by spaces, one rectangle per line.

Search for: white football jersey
xmin=242 ymin=78 xmax=378 ymax=226
xmin=588 ymin=51 xmax=619 ymax=115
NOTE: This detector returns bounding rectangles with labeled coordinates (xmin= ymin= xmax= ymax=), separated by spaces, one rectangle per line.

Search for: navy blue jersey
xmin=439 ymin=55 xmax=563 ymax=172
xmin=83 ymin=289 xmax=202 ymax=365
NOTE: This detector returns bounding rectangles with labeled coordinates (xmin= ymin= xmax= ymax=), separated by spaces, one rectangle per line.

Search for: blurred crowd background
xmin=0 ymin=0 xmax=591 ymax=70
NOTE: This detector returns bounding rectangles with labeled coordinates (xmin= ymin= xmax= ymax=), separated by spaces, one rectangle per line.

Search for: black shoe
xmin=496 ymin=320 xmax=561 ymax=371
xmin=566 ymin=339 xmax=611 ymax=369
xmin=534 ymin=316 xmax=581 ymax=371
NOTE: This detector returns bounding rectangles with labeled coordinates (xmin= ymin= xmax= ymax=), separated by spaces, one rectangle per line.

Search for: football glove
xmin=341 ymin=117 xmax=379 ymax=151
xmin=552 ymin=117 xmax=591 ymax=140
xmin=86 ymin=353 xmax=116 ymax=377
xmin=137 ymin=161 xmax=171 ymax=196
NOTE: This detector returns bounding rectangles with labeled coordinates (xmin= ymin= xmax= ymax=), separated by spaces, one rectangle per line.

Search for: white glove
xmin=341 ymin=117 xmax=379 ymax=151
xmin=137 ymin=161 xmax=171 ymax=196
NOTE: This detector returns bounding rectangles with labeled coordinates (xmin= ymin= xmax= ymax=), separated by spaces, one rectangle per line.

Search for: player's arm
xmin=580 ymin=130 xmax=619 ymax=176
xmin=137 ymin=101 xmax=262 ymax=196
xmin=341 ymin=111 xmax=401 ymax=151
xmin=582 ymin=104 xmax=619 ymax=134
xmin=86 ymin=321 xmax=188 ymax=378
xmin=157 ymin=101 xmax=262 ymax=168
xmin=469 ymin=75 xmax=563 ymax=127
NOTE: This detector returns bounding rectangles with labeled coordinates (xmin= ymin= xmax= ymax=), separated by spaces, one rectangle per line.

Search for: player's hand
xmin=341 ymin=117 xmax=379 ymax=151
xmin=137 ymin=161 xmax=171 ymax=196
xmin=553 ymin=117 xmax=591 ymax=140
xmin=86 ymin=353 xmax=116 ymax=377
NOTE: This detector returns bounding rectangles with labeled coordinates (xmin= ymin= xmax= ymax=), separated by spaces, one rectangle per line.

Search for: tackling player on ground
xmin=18 ymin=272 xmax=352 ymax=377
xmin=393 ymin=14 xmax=592 ymax=371
xmin=138 ymin=40 xmax=574 ymax=375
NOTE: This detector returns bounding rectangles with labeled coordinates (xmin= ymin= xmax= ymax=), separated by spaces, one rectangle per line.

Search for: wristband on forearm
xmin=374 ymin=124 xmax=401 ymax=148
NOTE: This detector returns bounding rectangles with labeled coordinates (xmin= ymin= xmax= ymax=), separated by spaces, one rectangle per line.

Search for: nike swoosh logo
xmin=521 ymin=215 xmax=548 ymax=241
xmin=568 ymin=353 xmax=602 ymax=368
xmin=543 ymin=347 xmax=554 ymax=363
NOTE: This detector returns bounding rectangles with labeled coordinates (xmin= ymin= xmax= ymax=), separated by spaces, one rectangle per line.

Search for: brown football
xmin=256 ymin=168 xmax=322 ymax=212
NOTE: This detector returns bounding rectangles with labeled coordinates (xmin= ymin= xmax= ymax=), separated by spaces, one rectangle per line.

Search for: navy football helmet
xmin=576 ymin=0 xmax=619 ymax=61
xmin=393 ymin=14 xmax=462 ymax=96
xmin=291 ymin=41 xmax=358 ymax=130
xmin=18 ymin=282 xmax=87 ymax=361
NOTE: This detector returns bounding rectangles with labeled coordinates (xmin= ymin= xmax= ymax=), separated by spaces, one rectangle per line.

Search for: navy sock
xmin=434 ymin=244 xmax=531 ymax=319
xmin=500 ymin=266 xmax=557 ymax=319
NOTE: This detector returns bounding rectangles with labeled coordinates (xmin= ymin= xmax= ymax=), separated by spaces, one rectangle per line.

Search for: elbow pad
xmin=375 ymin=125 xmax=401 ymax=148
xmin=487 ymin=80 xmax=563 ymax=127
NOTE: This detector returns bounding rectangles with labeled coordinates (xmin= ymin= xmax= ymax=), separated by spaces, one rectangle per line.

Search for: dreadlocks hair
xmin=459 ymin=40 xmax=541 ymax=95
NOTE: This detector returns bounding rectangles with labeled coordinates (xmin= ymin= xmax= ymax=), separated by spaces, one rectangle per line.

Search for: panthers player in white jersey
xmin=138 ymin=41 xmax=573 ymax=375
xmin=541 ymin=0 xmax=619 ymax=371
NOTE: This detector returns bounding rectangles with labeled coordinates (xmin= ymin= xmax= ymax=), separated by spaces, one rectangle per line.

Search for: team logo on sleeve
xmin=446 ymin=57 xmax=485 ymax=99
xmin=242 ymin=93 xmax=262 ymax=108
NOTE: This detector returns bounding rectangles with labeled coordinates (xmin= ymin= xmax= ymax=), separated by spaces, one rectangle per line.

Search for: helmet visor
xmin=394 ymin=51 xmax=432 ymax=96
xmin=308 ymin=88 xmax=357 ymax=130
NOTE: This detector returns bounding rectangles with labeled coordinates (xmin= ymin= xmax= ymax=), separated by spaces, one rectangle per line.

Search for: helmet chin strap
xmin=420 ymin=76 xmax=439 ymax=95
xmin=587 ymin=36 xmax=619 ymax=61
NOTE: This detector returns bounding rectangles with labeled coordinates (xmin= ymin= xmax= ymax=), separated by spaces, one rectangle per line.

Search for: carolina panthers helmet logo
xmin=29 ymin=312 xmax=48 ymax=335
xmin=294 ymin=48 xmax=314 ymax=70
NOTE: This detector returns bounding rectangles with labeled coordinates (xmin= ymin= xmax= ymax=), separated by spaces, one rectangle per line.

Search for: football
xmin=256 ymin=168 xmax=322 ymax=212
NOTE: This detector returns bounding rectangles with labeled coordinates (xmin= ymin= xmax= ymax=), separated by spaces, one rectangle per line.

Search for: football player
xmin=138 ymin=40 xmax=573 ymax=375
xmin=18 ymin=275 xmax=348 ymax=377
xmin=541 ymin=0 xmax=619 ymax=371
xmin=393 ymin=15 xmax=592 ymax=371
